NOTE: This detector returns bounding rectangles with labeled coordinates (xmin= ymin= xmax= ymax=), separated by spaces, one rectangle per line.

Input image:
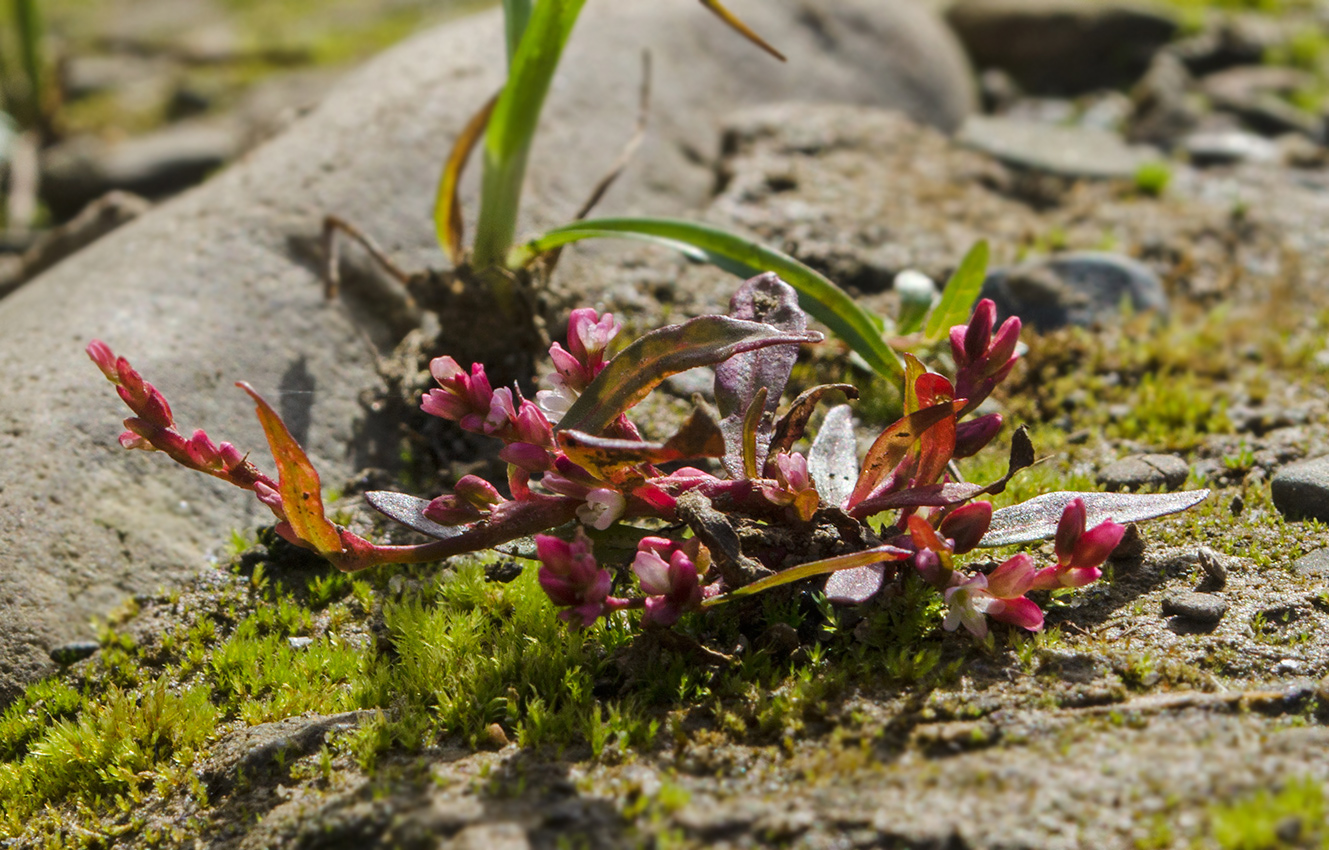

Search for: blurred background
xmin=0 ymin=0 xmax=486 ymax=247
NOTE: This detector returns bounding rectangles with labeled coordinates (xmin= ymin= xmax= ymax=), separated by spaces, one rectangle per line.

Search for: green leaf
xmin=704 ymin=545 xmax=910 ymax=605
xmin=472 ymin=0 xmax=588 ymax=269
xmin=924 ymin=240 xmax=989 ymax=342
xmin=557 ymin=315 xmax=820 ymax=436
xmin=237 ymin=383 xmax=342 ymax=556
xmin=516 ymin=217 xmax=904 ymax=379
xmin=502 ymin=0 xmax=534 ymax=65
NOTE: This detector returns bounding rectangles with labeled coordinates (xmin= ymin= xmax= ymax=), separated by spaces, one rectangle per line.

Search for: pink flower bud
xmin=218 ymin=442 xmax=246 ymax=471
xmin=485 ymin=388 xmax=519 ymax=435
xmin=953 ymin=413 xmax=1003 ymax=458
xmin=940 ymin=501 xmax=992 ymax=554
xmin=87 ymin=340 xmax=118 ymax=380
xmin=535 ymin=531 xmax=613 ymax=627
xmin=185 ymin=430 xmax=221 ymax=468
xmin=960 ymin=299 xmax=997 ymax=364
xmin=1054 ymin=498 xmax=1087 ymax=566
xmin=499 ymin=442 xmax=553 ymax=473
xmin=454 ymin=475 xmax=503 ymax=508
xmin=985 ymin=553 xmax=1036 ymax=599
xmin=422 ymin=495 xmax=484 ymax=525
xmin=513 ymin=401 xmax=553 ymax=447
xmin=1070 ymin=520 xmax=1125 ymax=569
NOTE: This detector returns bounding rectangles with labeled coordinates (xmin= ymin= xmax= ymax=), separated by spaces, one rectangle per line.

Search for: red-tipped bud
xmin=940 ymin=501 xmax=992 ymax=554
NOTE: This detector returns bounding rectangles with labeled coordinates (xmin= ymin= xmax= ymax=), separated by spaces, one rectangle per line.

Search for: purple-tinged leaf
xmin=239 ymin=382 xmax=342 ymax=556
xmin=824 ymin=564 xmax=886 ymax=605
xmin=849 ymin=401 xmax=964 ymax=509
xmin=558 ymin=315 xmax=820 ymax=436
xmin=716 ymin=274 xmax=806 ymax=476
xmin=980 ymin=489 xmax=1211 ymax=548
xmin=704 ymin=544 xmax=910 ymax=605
xmin=768 ymin=383 xmax=858 ymax=458
xmin=558 ymin=408 xmax=724 ymax=477
xmin=850 ymin=482 xmax=986 ymax=517
xmin=808 ymin=404 xmax=857 ymax=509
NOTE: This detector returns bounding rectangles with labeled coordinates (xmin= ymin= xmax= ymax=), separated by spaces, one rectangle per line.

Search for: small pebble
xmin=1271 ymin=456 xmax=1329 ymax=522
xmin=1108 ymin=523 xmax=1146 ymax=563
xmin=1274 ymin=659 xmax=1303 ymax=676
xmin=1161 ymin=591 xmax=1228 ymax=624
xmin=1292 ymin=548 xmax=1329 ymax=579
xmin=1098 ymin=453 xmax=1190 ymax=492
xmin=483 ymin=722 xmax=510 ymax=748
xmin=287 ymin=636 xmax=314 ymax=649
xmin=48 ymin=640 xmax=100 ymax=665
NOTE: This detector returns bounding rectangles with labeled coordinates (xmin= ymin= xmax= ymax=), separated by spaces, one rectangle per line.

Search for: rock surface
xmin=957 ymin=115 xmax=1162 ymax=179
xmin=1272 ymin=456 xmax=1329 ymax=523
xmin=1098 ymin=453 xmax=1191 ymax=492
xmin=981 ymin=251 xmax=1170 ymax=330
xmin=0 ymin=1 xmax=975 ymax=703
xmin=946 ymin=0 xmax=1178 ymax=94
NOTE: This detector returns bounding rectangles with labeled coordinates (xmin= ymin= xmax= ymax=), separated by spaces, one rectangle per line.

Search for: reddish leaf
xmin=767 ymin=383 xmax=858 ymax=458
xmin=849 ymin=401 xmax=964 ymax=509
xmin=238 ymin=382 xmax=342 ymax=556
xmin=559 ymin=407 xmax=725 ymax=477
xmin=558 ymin=315 xmax=820 ymax=436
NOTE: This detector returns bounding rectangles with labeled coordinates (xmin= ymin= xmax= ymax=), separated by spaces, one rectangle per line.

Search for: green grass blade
xmin=923 ymin=240 xmax=989 ymax=342
xmin=472 ymin=0 xmax=587 ymax=269
xmin=517 ymin=217 xmax=903 ymax=379
xmin=502 ymin=0 xmax=533 ymax=66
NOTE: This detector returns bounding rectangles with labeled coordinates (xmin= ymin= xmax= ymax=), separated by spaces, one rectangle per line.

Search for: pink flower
xmin=421 ymin=357 xmax=493 ymax=431
xmin=761 ymin=452 xmax=820 ymax=521
xmin=942 ymin=555 xmax=1044 ymax=638
xmin=577 ymin=488 xmax=626 ymax=530
xmin=567 ymin=308 xmax=621 ymax=372
xmin=1031 ymin=497 xmax=1125 ymax=590
xmin=536 ymin=531 xmax=613 ymax=628
xmin=632 ymin=537 xmax=704 ymax=627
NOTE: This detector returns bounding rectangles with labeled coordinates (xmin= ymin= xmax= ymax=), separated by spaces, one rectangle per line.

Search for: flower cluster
xmin=91 ymin=272 xmax=1203 ymax=641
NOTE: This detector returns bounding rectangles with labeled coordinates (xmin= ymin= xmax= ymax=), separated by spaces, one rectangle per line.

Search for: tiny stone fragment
xmin=1109 ymin=523 xmax=1146 ymax=563
xmin=1161 ymin=591 xmax=1228 ymax=624
xmin=48 ymin=640 xmax=100 ymax=665
xmin=1196 ymin=546 xmax=1227 ymax=590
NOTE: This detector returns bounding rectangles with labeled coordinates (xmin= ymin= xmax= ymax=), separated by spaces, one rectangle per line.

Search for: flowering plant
xmin=90 ymin=272 xmax=1209 ymax=639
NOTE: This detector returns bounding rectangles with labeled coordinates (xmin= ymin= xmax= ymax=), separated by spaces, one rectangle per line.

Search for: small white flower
xmin=577 ymin=488 xmax=626 ymax=531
